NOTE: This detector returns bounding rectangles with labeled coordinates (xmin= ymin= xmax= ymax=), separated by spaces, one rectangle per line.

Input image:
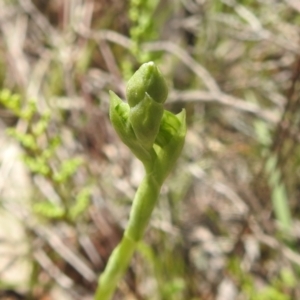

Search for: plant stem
xmin=94 ymin=173 xmax=162 ymax=300
xmin=94 ymin=235 xmax=136 ymax=300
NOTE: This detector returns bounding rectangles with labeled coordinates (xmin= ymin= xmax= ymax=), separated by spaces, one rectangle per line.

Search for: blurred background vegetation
xmin=0 ymin=0 xmax=300 ymax=299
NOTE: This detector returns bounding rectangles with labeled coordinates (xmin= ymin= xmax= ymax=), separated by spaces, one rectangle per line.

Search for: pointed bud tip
xmin=176 ymin=109 xmax=186 ymax=125
xmin=176 ymin=109 xmax=187 ymax=137
xmin=109 ymin=91 xmax=130 ymax=124
xmin=126 ymin=62 xmax=168 ymax=106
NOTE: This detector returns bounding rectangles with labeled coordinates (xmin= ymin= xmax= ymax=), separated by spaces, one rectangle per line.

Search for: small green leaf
xmin=109 ymin=91 xmax=152 ymax=163
xmin=34 ymin=202 xmax=65 ymax=219
xmin=53 ymin=158 xmax=83 ymax=183
xmin=69 ymin=187 xmax=92 ymax=220
xmin=154 ymin=109 xmax=186 ymax=182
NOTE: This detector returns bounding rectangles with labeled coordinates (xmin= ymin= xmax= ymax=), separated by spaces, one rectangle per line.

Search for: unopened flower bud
xmin=126 ymin=62 xmax=168 ymax=149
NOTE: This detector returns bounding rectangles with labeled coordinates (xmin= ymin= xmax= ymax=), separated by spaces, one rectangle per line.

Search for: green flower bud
xmin=126 ymin=61 xmax=168 ymax=106
xmin=109 ymin=62 xmax=186 ymax=174
xmin=126 ymin=62 xmax=168 ymax=149
xmin=97 ymin=62 xmax=186 ymax=300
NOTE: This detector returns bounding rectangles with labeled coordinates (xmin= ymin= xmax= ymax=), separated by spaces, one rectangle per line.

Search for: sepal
xmin=109 ymin=91 xmax=152 ymax=163
xmin=153 ymin=109 xmax=186 ymax=183
xmin=129 ymin=93 xmax=163 ymax=149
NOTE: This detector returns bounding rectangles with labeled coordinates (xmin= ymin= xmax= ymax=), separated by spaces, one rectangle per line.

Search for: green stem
xmin=94 ymin=174 xmax=162 ymax=300
xmin=94 ymin=235 xmax=135 ymax=300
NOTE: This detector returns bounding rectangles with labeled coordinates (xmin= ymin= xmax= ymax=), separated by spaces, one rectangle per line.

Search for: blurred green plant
xmin=0 ymin=89 xmax=92 ymax=222
xmin=122 ymin=0 xmax=164 ymax=80
xmin=137 ymin=241 xmax=187 ymax=300
xmin=229 ymin=257 xmax=295 ymax=300
xmin=129 ymin=0 xmax=159 ymax=61
xmin=254 ymin=120 xmax=292 ymax=232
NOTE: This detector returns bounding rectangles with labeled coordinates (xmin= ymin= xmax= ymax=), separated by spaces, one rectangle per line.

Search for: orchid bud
xmin=109 ymin=61 xmax=186 ymax=174
xmin=126 ymin=62 xmax=168 ymax=149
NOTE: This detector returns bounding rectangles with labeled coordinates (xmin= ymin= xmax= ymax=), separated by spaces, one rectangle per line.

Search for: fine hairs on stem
xmin=94 ymin=62 xmax=186 ymax=300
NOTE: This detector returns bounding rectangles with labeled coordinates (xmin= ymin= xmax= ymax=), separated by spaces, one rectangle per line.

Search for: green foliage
xmin=129 ymin=0 xmax=160 ymax=62
xmin=33 ymin=202 xmax=65 ymax=219
xmin=53 ymin=158 xmax=83 ymax=183
xmin=75 ymin=41 xmax=95 ymax=74
xmin=0 ymin=89 xmax=91 ymax=222
xmin=137 ymin=241 xmax=187 ymax=300
xmin=254 ymin=120 xmax=292 ymax=231
xmin=7 ymin=129 xmax=38 ymax=151
xmin=46 ymin=61 xmax=64 ymax=97
xmin=254 ymin=288 xmax=290 ymax=300
xmin=23 ymin=156 xmax=51 ymax=176
xmin=228 ymin=257 xmax=295 ymax=300
xmin=162 ymin=278 xmax=186 ymax=300
xmin=122 ymin=0 xmax=164 ymax=79
xmin=69 ymin=186 xmax=92 ymax=221
xmin=33 ymin=186 xmax=92 ymax=221
xmin=0 ymin=89 xmax=37 ymax=121
xmin=0 ymin=89 xmax=22 ymax=114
